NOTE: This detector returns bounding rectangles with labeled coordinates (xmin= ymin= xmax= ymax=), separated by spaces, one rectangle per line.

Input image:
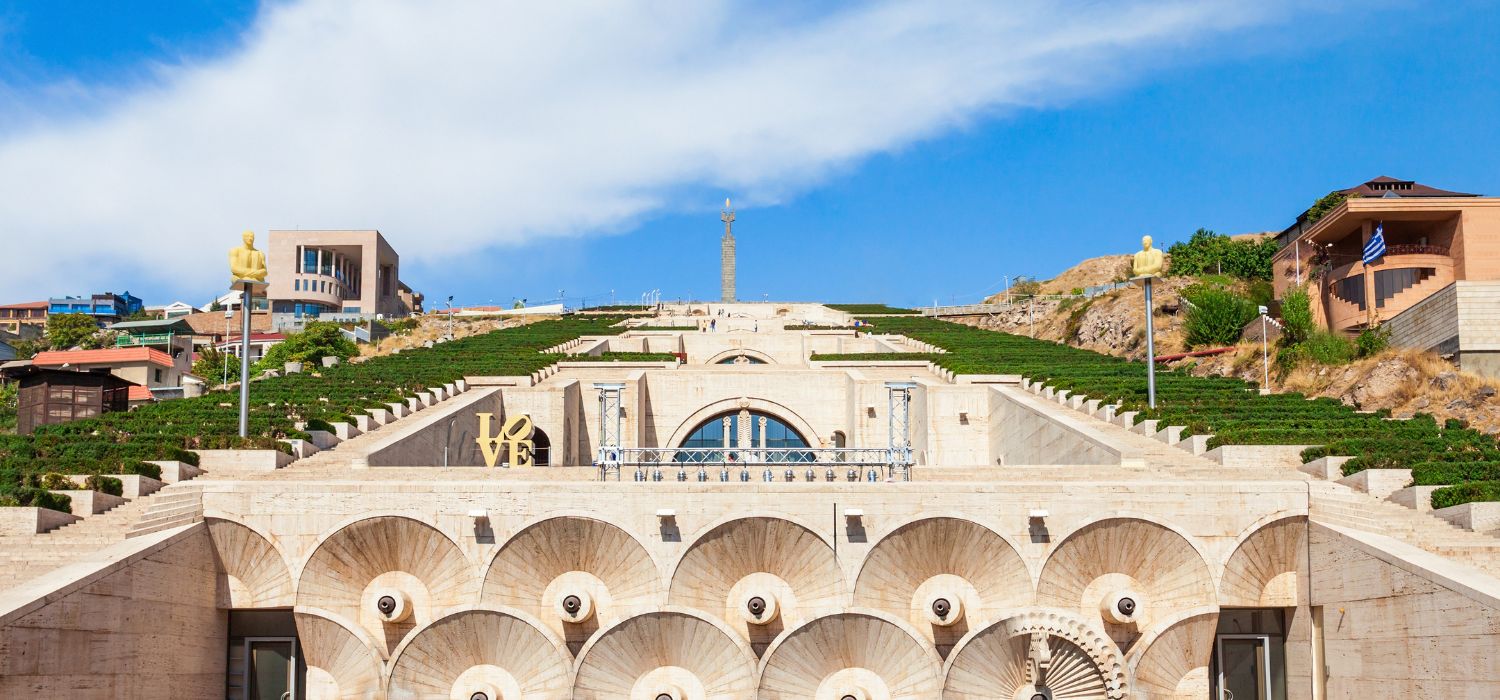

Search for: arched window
xmin=676 ymin=410 xmax=811 ymax=462
xmin=530 ymin=427 xmax=551 ymax=466
xmin=715 ymin=354 xmax=767 ymax=364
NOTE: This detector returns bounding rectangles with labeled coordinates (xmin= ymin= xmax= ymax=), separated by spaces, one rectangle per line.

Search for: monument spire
xmin=721 ymin=197 xmax=736 ymax=302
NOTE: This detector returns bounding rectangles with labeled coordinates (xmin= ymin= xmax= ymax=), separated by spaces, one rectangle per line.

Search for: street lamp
xmin=1258 ymin=305 xmax=1270 ymax=395
xmin=445 ymin=296 xmax=454 ymax=339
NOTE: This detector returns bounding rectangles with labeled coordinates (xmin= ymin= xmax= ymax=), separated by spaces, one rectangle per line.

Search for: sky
xmin=0 ymin=1 xmax=1497 ymax=309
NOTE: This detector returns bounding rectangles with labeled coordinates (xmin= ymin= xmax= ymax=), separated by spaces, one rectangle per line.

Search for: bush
xmin=1280 ymin=287 xmax=1314 ymax=345
xmin=1246 ymin=280 xmax=1274 ymax=307
xmin=45 ymin=313 xmax=101 ymax=350
xmin=39 ymin=472 xmax=74 ymax=490
xmin=1357 ymin=325 xmax=1390 ymax=358
xmin=1432 ymin=481 xmax=1500 ymax=509
xmin=254 ymin=321 xmax=359 ymax=373
xmin=1301 ymin=331 xmax=1358 ymax=365
xmin=1182 ymin=287 xmax=1257 ymax=347
xmin=1304 ymin=191 xmax=1352 ymax=225
xmin=84 ymin=474 xmax=123 ymax=497
xmin=1165 ymin=229 xmax=1277 ymax=280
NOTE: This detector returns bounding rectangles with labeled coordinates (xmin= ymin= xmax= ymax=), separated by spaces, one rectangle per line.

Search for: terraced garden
xmin=826 ymin=304 xmax=921 ymax=315
xmin=853 ymin=315 xmax=1500 ymax=507
xmin=0 ymin=316 xmax=628 ymax=511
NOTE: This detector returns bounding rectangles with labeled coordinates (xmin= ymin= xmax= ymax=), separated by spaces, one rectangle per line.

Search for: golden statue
xmin=1132 ymin=235 xmax=1164 ymax=278
xmin=229 ymin=230 xmax=268 ymax=283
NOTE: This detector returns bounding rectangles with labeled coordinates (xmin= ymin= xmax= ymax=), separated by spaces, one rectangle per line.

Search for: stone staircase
xmin=0 ymin=484 xmax=204 ymax=593
xmin=1018 ymin=375 xmax=1500 ymax=578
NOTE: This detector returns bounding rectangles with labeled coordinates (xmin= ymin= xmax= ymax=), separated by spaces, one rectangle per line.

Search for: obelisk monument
xmin=721 ymin=198 xmax=736 ymax=302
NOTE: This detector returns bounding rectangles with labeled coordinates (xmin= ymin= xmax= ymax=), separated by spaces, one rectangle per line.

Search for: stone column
xmin=721 ymin=200 xmax=736 ymax=302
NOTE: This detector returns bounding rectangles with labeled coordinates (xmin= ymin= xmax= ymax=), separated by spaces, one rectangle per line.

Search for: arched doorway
xmin=530 ymin=427 xmax=551 ymax=466
xmin=676 ymin=409 xmax=812 ymax=462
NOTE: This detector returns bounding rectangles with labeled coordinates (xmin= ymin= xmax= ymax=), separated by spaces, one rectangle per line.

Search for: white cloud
xmin=0 ymin=0 xmax=1307 ymax=302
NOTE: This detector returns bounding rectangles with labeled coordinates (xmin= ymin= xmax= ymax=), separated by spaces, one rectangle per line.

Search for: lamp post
xmin=1142 ymin=277 xmax=1156 ymax=409
xmin=233 ymin=281 xmax=265 ymax=437
xmin=445 ymin=296 xmax=454 ymax=339
xmin=1258 ymin=305 xmax=1270 ymax=395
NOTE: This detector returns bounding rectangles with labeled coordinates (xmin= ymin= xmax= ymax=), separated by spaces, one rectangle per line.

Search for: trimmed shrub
xmin=39 ymin=472 xmax=74 ymax=490
xmin=1432 ymin=481 xmax=1500 ymax=510
xmin=84 ymin=474 xmax=124 ymax=497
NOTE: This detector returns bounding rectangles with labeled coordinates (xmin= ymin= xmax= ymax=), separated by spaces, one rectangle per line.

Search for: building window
xmin=153 ymin=369 xmax=163 ymax=383
xmin=676 ymin=410 xmax=812 ymax=462
xmin=303 ymin=248 xmax=318 ymax=274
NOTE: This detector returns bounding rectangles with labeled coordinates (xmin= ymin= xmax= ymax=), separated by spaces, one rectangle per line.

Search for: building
xmin=0 ymin=300 xmax=48 ymax=334
xmin=266 ymin=230 xmax=420 ymax=319
xmin=6 ymin=301 xmax=1500 ymax=698
xmin=31 ymin=326 xmax=195 ymax=401
xmin=1270 ymin=177 xmax=1496 ymax=334
xmin=215 ymin=332 xmax=286 ymax=365
xmin=0 ymin=338 xmax=14 ymax=362
xmin=47 ymin=291 xmax=144 ymax=324
xmin=146 ymin=301 xmax=197 ymax=319
xmin=9 ymin=367 xmax=134 ymax=434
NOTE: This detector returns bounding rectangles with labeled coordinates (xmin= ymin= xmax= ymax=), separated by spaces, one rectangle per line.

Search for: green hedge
xmin=827 ymin=304 xmax=920 ymax=315
xmin=1432 ymin=481 xmax=1500 ymax=509
xmin=845 ymin=315 xmax=1500 ymax=506
xmin=1 ymin=316 xmax=628 ymax=511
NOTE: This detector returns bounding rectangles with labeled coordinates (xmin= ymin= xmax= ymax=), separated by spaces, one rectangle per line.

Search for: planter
xmin=53 ymin=489 xmax=127 ymax=516
xmin=284 ymin=361 xmax=303 ymax=374
xmin=1434 ymin=502 xmax=1500 ymax=535
xmin=0 ymin=507 xmax=81 ymax=535
xmin=321 ymin=355 xmax=340 ymax=367
xmin=192 ymin=449 xmax=296 ymax=471
xmin=146 ymin=460 xmax=206 ymax=483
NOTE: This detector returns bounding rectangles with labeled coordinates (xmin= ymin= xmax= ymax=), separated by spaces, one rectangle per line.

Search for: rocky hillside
xmin=954 ymin=255 xmax=1500 ymax=434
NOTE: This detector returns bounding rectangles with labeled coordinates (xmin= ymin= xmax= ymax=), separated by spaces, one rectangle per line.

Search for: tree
xmin=192 ymin=346 xmax=241 ymax=386
xmin=1165 ymin=228 xmax=1275 ymax=281
xmin=45 ymin=313 xmax=100 ymax=350
xmin=253 ymin=321 xmax=359 ymax=372
xmin=0 ymin=382 xmax=16 ymax=434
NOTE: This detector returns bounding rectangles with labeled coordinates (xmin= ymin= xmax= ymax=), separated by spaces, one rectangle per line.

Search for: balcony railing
xmin=115 ymin=333 xmax=174 ymax=347
xmin=1383 ymin=244 xmax=1449 ymax=257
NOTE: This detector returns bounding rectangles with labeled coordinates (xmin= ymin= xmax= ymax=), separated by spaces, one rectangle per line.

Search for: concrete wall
xmin=1385 ymin=281 xmax=1500 ymax=377
xmin=364 ymin=388 xmax=506 ymax=467
xmin=0 ymin=525 xmax=225 ymax=697
xmin=1310 ymin=523 xmax=1500 ymax=698
xmin=988 ymin=386 xmax=1126 ymax=466
xmin=1384 ymin=282 xmax=1460 ymax=355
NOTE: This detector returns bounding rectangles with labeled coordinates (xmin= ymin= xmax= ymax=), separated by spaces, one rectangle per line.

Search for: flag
xmin=1363 ymin=222 xmax=1386 ymax=265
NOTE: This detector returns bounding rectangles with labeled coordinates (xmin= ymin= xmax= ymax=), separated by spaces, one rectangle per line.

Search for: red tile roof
xmin=0 ymin=301 xmax=47 ymax=310
xmin=127 ymin=386 xmax=154 ymax=402
xmin=32 ymin=347 xmax=175 ymax=368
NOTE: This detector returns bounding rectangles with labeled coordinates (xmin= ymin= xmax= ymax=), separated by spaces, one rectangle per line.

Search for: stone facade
xmin=4 ymin=303 xmax=1500 ymax=699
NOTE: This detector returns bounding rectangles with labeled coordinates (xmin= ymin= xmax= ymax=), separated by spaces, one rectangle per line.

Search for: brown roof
xmin=180 ymin=309 xmax=274 ymax=337
xmin=33 ymin=347 xmax=175 ymax=368
xmin=1339 ymin=176 xmax=1478 ymax=198
xmin=0 ymin=301 xmax=48 ymax=310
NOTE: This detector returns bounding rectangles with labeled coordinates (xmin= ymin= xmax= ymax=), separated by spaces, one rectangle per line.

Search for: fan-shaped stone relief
xmin=757 ymin=611 xmax=943 ymax=700
xmin=1128 ymin=610 xmax=1219 ymax=700
xmin=571 ymin=609 xmax=757 ymax=700
xmin=294 ymin=609 xmax=385 ymax=700
xmin=386 ymin=607 xmax=572 ymax=700
xmin=669 ymin=516 xmax=842 ymax=655
xmin=1036 ymin=518 xmax=1215 ymax=652
xmin=853 ymin=517 xmax=1031 ymax=657
xmin=297 ymin=516 xmax=474 ymax=656
xmin=482 ymin=516 xmax=659 ymax=655
xmin=943 ymin=609 xmax=1128 ymax=700
xmin=206 ymin=517 xmax=294 ymax=608
xmin=1220 ymin=516 xmax=1306 ymax=607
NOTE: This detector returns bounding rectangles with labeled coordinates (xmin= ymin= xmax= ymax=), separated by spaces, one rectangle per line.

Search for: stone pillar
xmin=722 ymin=416 xmax=732 ymax=450
xmin=737 ymin=408 xmax=752 ymax=449
xmin=721 ymin=200 xmax=736 ymax=302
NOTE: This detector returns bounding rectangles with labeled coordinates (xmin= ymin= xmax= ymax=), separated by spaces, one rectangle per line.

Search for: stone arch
xmin=756 ymin=609 xmax=943 ymax=700
xmin=205 ymin=517 xmax=294 ymax=608
xmin=1036 ymin=517 xmax=1216 ymax=654
xmin=387 ymin=606 xmax=572 ymax=700
xmin=705 ymin=347 xmax=775 ymax=365
xmin=943 ymin=608 xmax=1128 ymax=700
xmin=297 ymin=515 xmax=474 ymax=657
xmin=293 ymin=607 xmax=385 ymax=700
xmin=1220 ymin=516 xmax=1307 ymax=607
xmin=570 ymin=607 xmax=757 ymax=700
xmin=1126 ymin=607 xmax=1220 ymax=700
xmin=852 ymin=516 xmax=1032 ymax=658
xmin=668 ymin=516 xmax=842 ymax=656
xmin=664 ymin=397 xmax=821 ymax=450
xmin=481 ymin=516 xmax=660 ymax=655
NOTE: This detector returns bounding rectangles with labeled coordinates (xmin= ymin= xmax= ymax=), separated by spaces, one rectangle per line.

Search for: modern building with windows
xmin=1271 ymin=176 xmax=1500 ymax=375
xmin=4 ymin=302 xmax=1500 ymax=699
xmin=265 ymin=230 xmax=422 ymax=319
xmin=0 ymin=300 xmax=48 ymax=334
xmin=46 ymin=291 xmax=144 ymax=324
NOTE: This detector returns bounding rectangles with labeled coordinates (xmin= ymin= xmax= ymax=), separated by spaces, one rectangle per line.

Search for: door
xmin=1217 ymin=634 xmax=1270 ymax=700
xmin=246 ymin=637 xmax=297 ymax=700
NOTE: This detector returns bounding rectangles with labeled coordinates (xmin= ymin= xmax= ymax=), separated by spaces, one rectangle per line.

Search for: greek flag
xmin=1363 ymin=222 xmax=1386 ymax=265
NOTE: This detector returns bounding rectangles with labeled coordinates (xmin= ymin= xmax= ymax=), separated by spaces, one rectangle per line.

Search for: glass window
xmin=303 ymin=248 xmax=318 ymax=274
xmin=677 ymin=410 xmax=812 ymax=462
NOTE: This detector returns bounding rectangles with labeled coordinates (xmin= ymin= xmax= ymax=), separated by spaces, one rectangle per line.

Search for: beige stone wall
xmin=0 ymin=525 xmax=225 ymax=697
xmin=1309 ymin=523 xmax=1500 ymax=697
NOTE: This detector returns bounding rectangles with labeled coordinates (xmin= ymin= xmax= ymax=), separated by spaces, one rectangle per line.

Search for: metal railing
xmin=116 ymin=333 xmax=173 ymax=347
xmin=597 ymin=447 xmax=910 ymax=481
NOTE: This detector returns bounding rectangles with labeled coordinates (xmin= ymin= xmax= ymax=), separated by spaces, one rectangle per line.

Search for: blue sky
xmin=1 ymin=1 xmax=1497 ymax=309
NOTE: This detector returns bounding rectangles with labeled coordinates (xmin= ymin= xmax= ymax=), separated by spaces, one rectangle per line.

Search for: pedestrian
xmin=711 ymin=319 xmax=717 ymax=332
